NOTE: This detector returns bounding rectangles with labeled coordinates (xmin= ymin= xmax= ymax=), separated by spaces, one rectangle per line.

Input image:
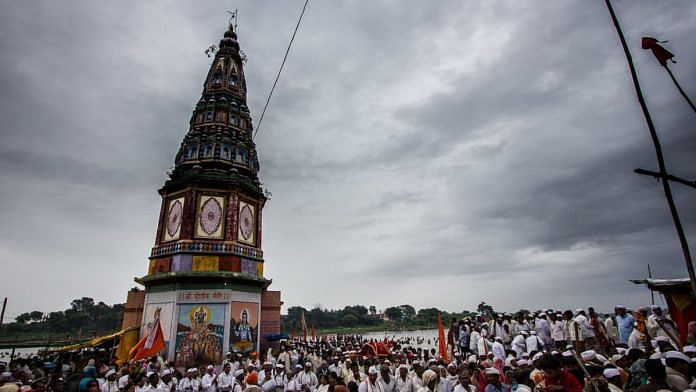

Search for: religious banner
xmin=142 ymin=303 xmax=173 ymax=358
xmin=175 ymin=304 xmax=225 ymax=367
xmin=230 ymin=301 xmax=259 ymax=353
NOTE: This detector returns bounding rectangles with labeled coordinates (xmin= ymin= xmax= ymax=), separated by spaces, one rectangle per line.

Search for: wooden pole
xmin=635 ymin=168 xmax=696 ymax=189
xmin=665 ymin=65 xmax=696 ymax=114
xmin=0 ymin=297 xmax=7 ymax=333
xmin=604 ymin=0 xmax=696 ymax=296
xmin=648 ymin=264 xmax=655 ymax=305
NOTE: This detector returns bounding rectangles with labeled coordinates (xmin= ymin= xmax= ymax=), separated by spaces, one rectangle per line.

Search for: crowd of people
xmin=0 ymin=304 xmax=692 ymax=392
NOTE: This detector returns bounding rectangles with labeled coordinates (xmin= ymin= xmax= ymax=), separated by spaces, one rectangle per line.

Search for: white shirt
xmin=101 ymin=381 xmax=119 ymax=392
xmin=395 ymin=375 xmax=414 ymax=392
xmin=551 ymin=321 xmax=566 ymax=342
xmin=297 ymin=371 xmax=318 ymax=390
xmin=525 ymin=335 xmax=540 ymax=352
xmin=491 ymin=341 xmax=506 ymax=362
xmin=379 ymin=376 xmax=397 ymax=392
xmin=512 ymin=335 xmax=526 ymax=356
xmin=217 ymin=372 xmax=236 ymax=392
xmin=260 ymin=378 xmax=277 ymax=392
xmin=359 ymin=380 xmax=384 ymax=392
xmin=284 ymin=377 xmax=300 ymax=392
xmin=202 ymin=373 xmax=217 ymax=392
xmin=178 ymin=377 xmax=201 ymax=392
xmin=453 ymin=384 xmax=476 ymax=392
xmin=272 ymin=372 xmax=286 ymax=392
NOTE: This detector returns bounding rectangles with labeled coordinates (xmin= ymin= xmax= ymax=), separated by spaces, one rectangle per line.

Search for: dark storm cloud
xmin=0 ymin=0 xmax=695 ymax=318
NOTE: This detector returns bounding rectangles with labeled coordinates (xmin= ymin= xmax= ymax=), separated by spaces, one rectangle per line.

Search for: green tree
xmin=400 ymin=305 xmax=416 ymax=319
xmin=416 ymin=308 xmax=440 ymax=323
xmin=384 ymin=307 xmax=402 ymax=320
xmin=369 ymin=306 xmax=376 ymax=315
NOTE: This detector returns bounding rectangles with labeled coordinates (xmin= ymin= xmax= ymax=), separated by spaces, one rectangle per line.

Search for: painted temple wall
xmin=141 ymin=289 xmax=262 ymax=368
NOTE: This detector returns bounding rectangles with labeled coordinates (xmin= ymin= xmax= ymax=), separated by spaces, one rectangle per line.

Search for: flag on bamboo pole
xmin=641 ymin=37 xmax=674 ymax=66
xmin=437 ymin=312 xmax=450 ymax=363
xmin=115 ymin=329 xmax=139 ymax=366
xmin=300 ymin=310 xmax=308 ymax=341
xmin=311 ymin=323 xmax=316 ymax=341
xmin=129 ymin=316 xmax=165 ymax=361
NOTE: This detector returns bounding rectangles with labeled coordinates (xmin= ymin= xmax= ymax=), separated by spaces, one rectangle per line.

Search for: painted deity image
xmin=230 ymin=302 xmax=258 ymax=353
xmin=175 ymin=304 xmax=224 ymax=367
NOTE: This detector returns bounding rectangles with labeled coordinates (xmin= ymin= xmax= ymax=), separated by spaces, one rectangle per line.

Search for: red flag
xmin=291 ymin=328 xmax=296 ymax=339
xmin=311 ymin=323 xmax=316 ymax=340
xmin=300 ymin=310 xmax=308 ymax=341
xmin=437 ymin=312 xmax=450 ymax=363
xmin=641 ymin=37 xmax=675 ymax=67
xmin=129 ymin=317 xmax=165 ymax=361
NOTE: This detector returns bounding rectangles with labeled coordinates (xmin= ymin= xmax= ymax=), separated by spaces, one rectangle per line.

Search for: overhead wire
xmin=252 ymin=0 xmax=310 ymax=140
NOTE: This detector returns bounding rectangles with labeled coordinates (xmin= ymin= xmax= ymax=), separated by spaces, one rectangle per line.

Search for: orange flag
xmin=129 ymin=317 xmax=165 ymax=361
xmin=311 ymin=323 xmax=316 ymax=340
xmin=300 ymin=310 xmax=308 ymax=341
xmin=437 ymin=312 xmax=450 ymax=363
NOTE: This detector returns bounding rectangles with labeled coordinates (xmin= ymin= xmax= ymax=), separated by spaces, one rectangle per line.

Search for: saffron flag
xmin=300 ymin=310 xmax=308 ymax=341
xmin=311 ymin=323 xmax=316 ymax=340
xmin=641 ymin=37 xmax=675 ymax=66
xmin=129 ymin=317 xmax=165 ymax=361
xmin=437 ymin=312 xmax=450 ymax=363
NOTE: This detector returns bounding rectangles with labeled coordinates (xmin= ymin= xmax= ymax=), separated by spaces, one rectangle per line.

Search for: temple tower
xmin=128 ymin=23 xmax=281 ymax=367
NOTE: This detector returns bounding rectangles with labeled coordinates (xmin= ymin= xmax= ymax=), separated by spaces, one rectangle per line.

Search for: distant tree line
xmin=1 ymin=297 xmax=124 ymax=338
xmin=281 ymin=303 xmax=490 ymax=332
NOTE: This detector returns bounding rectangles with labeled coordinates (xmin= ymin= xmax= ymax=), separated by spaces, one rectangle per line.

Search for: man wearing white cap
xmin=359 ymin=367 xmax=384 ymax=392
xmin=535 ymin=313 xmax=552 ymax=350
xmin=202 ymin=366 xmax=217 ymax=392
xmin=395 ymin=365 xmax=413 ymax=392
xmin=525 ymin=331 xmax=542 ymax=353
xmin=602 ymin=368 xmax=622 ymax=392
xmin=549 ymin=313 xmax=567 ymax=350
xmin=665 ymin=351 xmax=691 ymax=391
xmin=178 ymin=368 xmax=201 ymax=392
xmin=272 ymin=364 xmax=286 ymax=392
xmin=469 ymin=327 xmax=481 ymax=356
xmin=101 ymin=369 xmax=119 ymax=392
xmin=297 ymin=363 xmax=318 ymax=391
xmin=483 ymin=368 xmax=506 ymax=392
xmin=647 ymin=306 xmax=680 ymax=348
xmin=490 ymin=337 xmax=505 ymax=363
xmin=511 ymin=332 xmax=527 ymax=359
xmin=259 ymin=362 xmax=274 ymax=384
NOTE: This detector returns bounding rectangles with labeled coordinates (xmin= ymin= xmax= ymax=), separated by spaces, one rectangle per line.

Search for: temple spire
xmin=165 ymin=24 xmax=261 ymax=195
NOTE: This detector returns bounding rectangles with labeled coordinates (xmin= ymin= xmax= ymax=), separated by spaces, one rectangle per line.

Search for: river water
xmin=3 ymin=329 xmax=441 ymax=360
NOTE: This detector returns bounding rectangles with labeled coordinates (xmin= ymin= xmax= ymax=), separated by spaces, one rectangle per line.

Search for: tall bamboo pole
xmin=604 ymin=0 xmax=696 ymax=295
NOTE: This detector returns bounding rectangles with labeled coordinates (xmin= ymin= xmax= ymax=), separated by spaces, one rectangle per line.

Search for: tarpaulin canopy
xmin=630 ymin=278 xmax=694 ymax=346
xmin=50 ymin=326 xmax=139 ymax=353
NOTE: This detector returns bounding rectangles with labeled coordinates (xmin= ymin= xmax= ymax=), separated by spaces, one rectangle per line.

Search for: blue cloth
xmin=616 ymin=314 xmax=635 ymax=344
xmin=485 ymin=384 xmax=510 ymax=392
xmin=79 ymin=377 xmax=95 ymax=392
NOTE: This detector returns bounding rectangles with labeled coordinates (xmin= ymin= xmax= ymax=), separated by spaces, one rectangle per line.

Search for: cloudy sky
xmin=1 ymin=1 xmax=695 ymax=320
